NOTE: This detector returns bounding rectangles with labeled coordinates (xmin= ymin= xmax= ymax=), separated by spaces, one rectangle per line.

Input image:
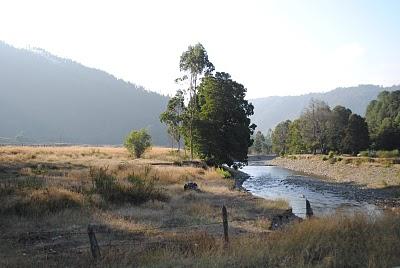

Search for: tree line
xmin=268 ymin=90 xmax=400 ymax=156
xmin=249 ymin=129 xmax=273 ymax=155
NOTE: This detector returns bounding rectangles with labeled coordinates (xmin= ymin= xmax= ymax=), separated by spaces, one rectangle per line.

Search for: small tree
xmin=124 ymin=129 xmax=152 ymax=158
xmin=253 ymin=131 xmax=265 ymax=154
xmin=300 ymin=99 xmax=332 ymax=154
xmin=263 ymin=129 xmax=273 ymax=154
xmin=160 ymin=90 xmax=185 ymax=151
xmin=272 ymin=120 xmax=291 ymax=155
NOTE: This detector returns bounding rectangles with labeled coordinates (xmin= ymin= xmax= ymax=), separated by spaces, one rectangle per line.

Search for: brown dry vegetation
xmin=0 ymin=146 xmax=290 ymax=267
xmin=2 ymin=147 xmax=400 ymax=267
xmin=271 ymin=154 xmax=400 ymax=188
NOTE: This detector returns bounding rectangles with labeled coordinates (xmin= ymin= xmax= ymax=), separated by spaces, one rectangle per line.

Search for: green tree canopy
xmin=160 ymin=90 xmax=185 ymax=150
xmin=271 ymin=100 xmax=370 ymax=155
xmin=253 ymin=131 xmax=265 ymax=154
xmin=300 ymin=99 xmax=332 ymax=154
xmin=263 ymin=129 xmax=273 ymax=154
xmin=124 ymin=129 xmax=152 ymax=158
xmin=287 ymin=119 xmax=307 ymax=154
xmin=366 ymin=90 xmax=400 ymax=150
xmin=177 ymin=43 xmax=215 ymax=159
xmin=342 ymin=114 xmax=370 ymax=155
xmin=327 ymin=105 xmax=352 ymax=153
xmin=272 ymin=120 xmax=291 ymax=155
xmin=193 ymin=72 xmax=256 ymax=166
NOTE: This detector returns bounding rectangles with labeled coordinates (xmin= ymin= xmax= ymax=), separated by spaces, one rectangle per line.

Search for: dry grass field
xmin=2 ymin=146 xmax=400 ymax=267
xmin=0 ymin=146 xmax=290 ymax=267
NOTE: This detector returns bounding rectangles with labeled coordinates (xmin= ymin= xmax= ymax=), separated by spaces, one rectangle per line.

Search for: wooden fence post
xmin=88 ymin=224 xmax=101 ymax=259
xmin=222 ymin=205 xmax=229 ymax=244
xmin=306 ymin=199 xmax=313 ymax=219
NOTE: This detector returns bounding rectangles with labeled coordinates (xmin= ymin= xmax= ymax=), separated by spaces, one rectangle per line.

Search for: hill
xmin=0 ymin=42 xmax=169 ymax=145
xmin=251 ymin=84 xmax=400 ymax=132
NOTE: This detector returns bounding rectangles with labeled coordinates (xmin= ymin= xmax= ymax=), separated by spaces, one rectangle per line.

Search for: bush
xmin=376 ymin=149 xmax=400 ymax=158
xmin=2 ymin=187 xmax=84 ymax=216
xmin=328 ymin=151 xmax=335 ymax=158
xmin=216 ymin=168 xmax=231 ymax=179
xmin=322 ymin=156 xmax=328 ymax=161
xmin=90 ymin=166 xmax=116 ymax=197
xmin=90 ymin=167 xmax=168 ymax=204
xmin=358 ymin=150 xmax=370 ymax=157
xmin=124 ymin=129 xmax=152 ymax=158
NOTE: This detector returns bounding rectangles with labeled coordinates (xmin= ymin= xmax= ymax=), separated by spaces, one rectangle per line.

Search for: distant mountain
xmin=251 ymin=85 xmax=400 ymax=132
xmin=0 ymin=41 xmax=169 ymax=145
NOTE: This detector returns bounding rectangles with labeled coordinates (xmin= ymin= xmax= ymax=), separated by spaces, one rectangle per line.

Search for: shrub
xmin=328 ymin=151 xmax=335 ymax=158
xmin=322 ymin=156 xmax=328 ymax=161
xmin=376 ymin=149 xmax=400 ymax=158
xmin=90 ymin=167 xmax=168 ymax=204
xmin=124 ymin=129 xmax=152 ymax=158
xmin=2 ymin=187 xmax=84 ymax=216
xmin=90 ymin=166 xmax=116 ymax=197
xmin=358 ymin=150 xmax=369 ymax=157
xmin=216 ymin=168 xmax=231 ymax=179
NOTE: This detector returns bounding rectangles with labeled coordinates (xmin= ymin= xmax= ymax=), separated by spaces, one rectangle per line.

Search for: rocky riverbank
xmin=268 ymin=155 xmax=400 ymax=207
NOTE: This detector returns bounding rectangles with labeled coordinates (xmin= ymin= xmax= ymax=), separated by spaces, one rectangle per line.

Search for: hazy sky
xmin=1 ymin=0 xmax=399 ymax=98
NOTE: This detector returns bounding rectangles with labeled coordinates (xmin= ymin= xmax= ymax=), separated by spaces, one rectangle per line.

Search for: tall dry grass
xmin=134 ymin=213 xmax=400 ymax=268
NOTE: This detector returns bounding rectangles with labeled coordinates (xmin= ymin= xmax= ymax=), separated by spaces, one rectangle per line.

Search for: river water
xmin=241 ymin=165 xmax=380 ymax=218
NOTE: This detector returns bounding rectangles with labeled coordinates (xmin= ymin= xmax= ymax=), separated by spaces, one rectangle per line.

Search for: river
xmin=241 ymin=165 xmax=381 ymax=218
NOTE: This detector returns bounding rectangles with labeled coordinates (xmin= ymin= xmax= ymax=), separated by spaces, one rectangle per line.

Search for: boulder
xmin=184 ymin=182 xmax=199 ymax=191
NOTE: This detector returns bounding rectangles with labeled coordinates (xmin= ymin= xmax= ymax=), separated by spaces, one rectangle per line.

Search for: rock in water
xmin=184 ymin=182 xmax=199 ymax=191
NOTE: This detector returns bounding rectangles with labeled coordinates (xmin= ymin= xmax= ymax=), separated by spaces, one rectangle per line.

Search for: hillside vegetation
xmin=0 ymin=41 xmax=169 ymax=145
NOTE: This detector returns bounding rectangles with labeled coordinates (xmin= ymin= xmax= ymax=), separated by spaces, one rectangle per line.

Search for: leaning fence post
xmin=87 ymin=224 xmax=101 ymax=259
xmin=306 ymin=199 xmax=313 ymax=219
xmin=222 ymin=205 xmax=229 ymax=245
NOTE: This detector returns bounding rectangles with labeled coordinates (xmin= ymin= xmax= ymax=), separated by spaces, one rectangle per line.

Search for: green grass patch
xmin=216 ymin=167 xmax=231 ymax=179
xmin=377 ymin=149 xmax=399 ymax=158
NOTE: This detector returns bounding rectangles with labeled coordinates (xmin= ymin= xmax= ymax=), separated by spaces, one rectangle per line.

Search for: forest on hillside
xmin=0 ymin=41 xmax=169 ymax=145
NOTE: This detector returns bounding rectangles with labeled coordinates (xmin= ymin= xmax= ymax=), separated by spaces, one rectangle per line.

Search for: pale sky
xmin=1 ymin=0 xmax=399 ymax=98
